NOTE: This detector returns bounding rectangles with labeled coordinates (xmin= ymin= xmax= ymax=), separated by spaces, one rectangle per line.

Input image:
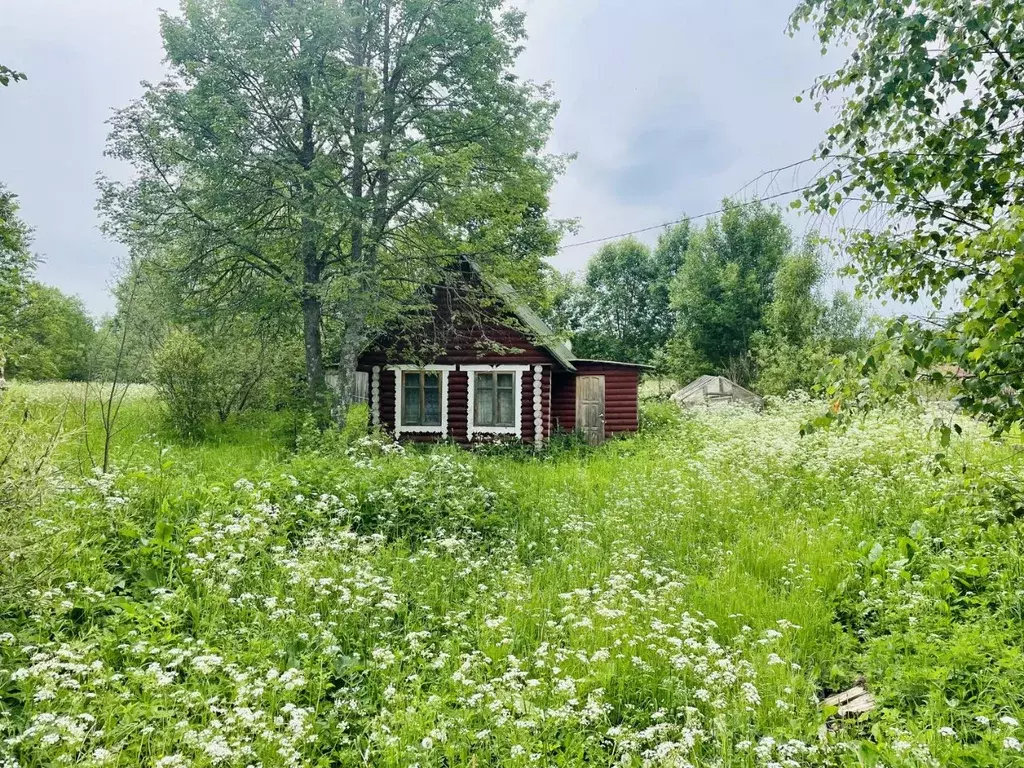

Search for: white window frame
xmin=388 ymin=365 xmax=454 ymax=437
xmin=464 ymin=364 xmax=529 ymax=441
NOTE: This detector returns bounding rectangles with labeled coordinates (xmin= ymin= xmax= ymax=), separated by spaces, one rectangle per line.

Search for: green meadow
xmin=2 ymin=383 xmax=1023 ymax=767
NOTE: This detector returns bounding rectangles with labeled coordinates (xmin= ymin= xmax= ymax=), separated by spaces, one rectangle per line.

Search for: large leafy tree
xmin=751 ymin=249 xmax=869 ymax=395
xmin=568 ymin=239 xmax=663 ymax=363
xmin=651 ymin=218 xmax=691 ymax=324
xmin=102 ymin=0 xmax=562 ymax=411
xmin=7 ymin=283 xmax=95 ymax=381
xmin=791 ymin=0 xmax=1024 ymax=432
xmin=669 ymin=200 xmax=792 ymax=380
xmin=0 ymin=186 xmax=35 ymax=368
xmin=550 ymin=222 xmax=689 ymax=366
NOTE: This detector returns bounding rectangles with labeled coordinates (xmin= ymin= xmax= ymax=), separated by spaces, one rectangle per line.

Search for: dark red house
xmin=336 ymin=263 xmax=647 ymax=447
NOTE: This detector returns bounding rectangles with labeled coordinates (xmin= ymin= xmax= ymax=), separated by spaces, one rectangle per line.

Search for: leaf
xmin=867 ymin=541 xmax=885 ymax=565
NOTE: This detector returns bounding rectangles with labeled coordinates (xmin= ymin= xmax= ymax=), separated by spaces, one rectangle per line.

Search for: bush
xmin=151 ymin=329 xmax=213 ymax=439
xmin=639 ymin=398 xmax=683 ymax=433
xmin=295 ymin=403 xmax=372 ymax=454
xmin=282 ymin=436 xmax=506 ymax=542
xmin=545 ymin=427 xmax=594 ymax=458
xmin=0 ymin=391 xmax=65 ymax=603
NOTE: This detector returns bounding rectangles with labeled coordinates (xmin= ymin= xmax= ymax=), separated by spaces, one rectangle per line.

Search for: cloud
xmin=595 ymin=118 xmax=733 ymax=206
xmin=517 ymin=0 xmax=836 ymax=273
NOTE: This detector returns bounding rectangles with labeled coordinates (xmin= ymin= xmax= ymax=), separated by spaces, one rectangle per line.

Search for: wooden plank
xmin=821 ymin=686 xmax=876 ymax=717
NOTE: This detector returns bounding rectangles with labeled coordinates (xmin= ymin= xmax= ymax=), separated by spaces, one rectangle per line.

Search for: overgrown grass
xmin=1 ymin=384 xmax=1023 ymax=766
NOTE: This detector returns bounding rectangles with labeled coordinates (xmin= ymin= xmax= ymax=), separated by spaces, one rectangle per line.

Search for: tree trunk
xmin=302 ymin=290 xmax=325 ymax=408
xmin=332 ymin=313 xmax=366 ymax=427
xmin=297 ymin=61 xmax=325 ymax=413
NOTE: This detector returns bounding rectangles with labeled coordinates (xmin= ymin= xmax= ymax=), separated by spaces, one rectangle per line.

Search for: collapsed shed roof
xmin=672 ymin=375 xmax=764 ymax=408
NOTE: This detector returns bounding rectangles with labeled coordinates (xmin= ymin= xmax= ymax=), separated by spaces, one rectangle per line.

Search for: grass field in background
xmin=1 ymin=383 xmax=1023 ymax=766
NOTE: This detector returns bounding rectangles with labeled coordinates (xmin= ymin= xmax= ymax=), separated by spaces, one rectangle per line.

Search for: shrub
xmin=359 ymin=452 xmax=502 ymax=540
xmin=639 ymin=398 xmax=683 ymax=433
xmin=295 ymin=404 xmax=371 ymax=454
xmin=151 ymin=329 xmax=213 ymax=439
xmin=0 ymin=392 xmax=65 ymax=603
xmin=545 ymin=427 xmax=594 ymax=457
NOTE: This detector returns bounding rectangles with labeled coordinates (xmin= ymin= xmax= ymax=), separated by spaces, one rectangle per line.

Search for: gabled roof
xmin=673 ymin=376 xmax=764 ymax=407
xmin=463 ymin=258 xmax=577 ymax=371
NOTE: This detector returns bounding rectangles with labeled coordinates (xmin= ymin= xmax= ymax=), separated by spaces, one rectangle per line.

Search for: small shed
xmin=672 ymin=376 xmax=764 ymax=409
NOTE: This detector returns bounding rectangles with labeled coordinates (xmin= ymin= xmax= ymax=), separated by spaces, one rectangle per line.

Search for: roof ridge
xmin=461 ymin=257 xmax=577 ymax=371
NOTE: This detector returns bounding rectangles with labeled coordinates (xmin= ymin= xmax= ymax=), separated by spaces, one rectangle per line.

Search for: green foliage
xmin=295 ymin=403 xmax=371 ymax=453
xmin=0 ymin=185 xmax=35 ymax=361
xmin=669 ymin=200 xmax=793 ymax=381
xmin=563 ymin=239 xmax=664 ymax=363
xmin=638 ymin=398 xmax=684 ymax=433
xmin=4 ymin=385 xmax=1024 ymax=765
xmin=790 ymin=0 xmax=1024 ymax=432
xmin=6 ymin=282 xmax=95 ymax=381
xmin=0 ymin=65 xmax=26 ymax=87
xmin=765 ymin=248 xmax=823 ymax=347
xmin=549 ymin=221 xmax=689 ymax=366
xmin=0 ymin=394 xmax=65 ymax=601
xmin=151 ymin=329 xmax=215 ymax=439
xmin=752 ymin=252 xmax=870 ymax=396
xmin=101 ymin=257 xmax=306 ymax=418
xmin=101 ymin=0 xmax=563 ymax=402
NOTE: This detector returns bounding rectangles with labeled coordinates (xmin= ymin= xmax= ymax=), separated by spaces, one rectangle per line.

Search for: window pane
xmin=475 ymin=374 xmax=495 ymax=426
xmin=403 ymin=374 xmax=421 ymax=425
xmin=497 ymin=387 xmax=515 ymax=427
xmin=497 ymin=373 xmax=514 ymax=390
xmin=423 ymin=377 xmax=441 ymax=426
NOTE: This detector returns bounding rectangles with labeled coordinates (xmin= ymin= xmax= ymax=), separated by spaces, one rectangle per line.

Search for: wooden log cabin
xmin=330 ymin=261 xmax=648 ymax=447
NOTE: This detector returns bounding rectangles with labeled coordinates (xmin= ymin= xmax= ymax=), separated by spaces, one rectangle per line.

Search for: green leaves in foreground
xmin=791 ymin=0 xmax=1024 ymax=432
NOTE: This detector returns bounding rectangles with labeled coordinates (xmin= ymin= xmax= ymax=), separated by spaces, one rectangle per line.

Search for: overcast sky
xmin=0 ymin=0 xmax=835 ymax=316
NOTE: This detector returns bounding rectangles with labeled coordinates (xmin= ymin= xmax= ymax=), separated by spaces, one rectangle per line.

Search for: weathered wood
xmin=576 ymin=375 xmax=606 ymax=445
xmin=821 ymin=686 xmax=876 ymax=717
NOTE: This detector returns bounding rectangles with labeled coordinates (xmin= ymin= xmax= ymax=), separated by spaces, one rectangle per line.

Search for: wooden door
xmin=576 ymin=375 xmax=606 ymax=445
xmin=352 ymin=371 xmax=369 ymax=404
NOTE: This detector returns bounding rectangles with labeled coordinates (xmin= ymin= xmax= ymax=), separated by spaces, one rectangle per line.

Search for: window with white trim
xmin=389 ymin=365 xmax=453 ymax=436
xmin=401 ymin=371 xmax=442 ymax=427
xmin=473 ymin=372 xmax=516 ymax=427
xmin=464 ymin=365 xmax=527 ymax=440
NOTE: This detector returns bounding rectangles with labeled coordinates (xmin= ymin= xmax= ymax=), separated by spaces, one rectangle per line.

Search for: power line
xmin=556 ymin=180 xmax=816 ymax=252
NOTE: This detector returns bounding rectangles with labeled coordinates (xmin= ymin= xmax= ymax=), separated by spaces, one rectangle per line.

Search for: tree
xmin=547 ymin=222 xmax=689 ymax=367
xmin=7 ymin=283 xmax=95 ymax=381
xmin=152 ymin=329 xmax=215 ymax=439
xmin=0 ymin=186 xmax=36 ymax=368
xmin=791 ymin=0 xmax=1024 ymax=432
xmin=571 ymin=239 xmax=663 ymax=363
xmin=751 ymin=248 xmax=869 ymax=395
xmin=669 ymin=200 xmax=792 ymax=381
xmin=99 ymin=254 xmax=302 ymax=418
xmin=764 ymin=246 xmax=824 ymax=348
xmin=102 ymin=0 xmax=562 ymax=417
xmin=652 ymin=219 xmax=691 ymax=315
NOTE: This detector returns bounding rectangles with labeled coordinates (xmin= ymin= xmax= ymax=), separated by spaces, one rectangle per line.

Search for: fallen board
xmin=821 ymin=685 xmax=876 ymax=717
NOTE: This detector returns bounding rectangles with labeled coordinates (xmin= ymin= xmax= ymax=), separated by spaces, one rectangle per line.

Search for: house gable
xmin=337 ymin=261 xmax=644 ymax=447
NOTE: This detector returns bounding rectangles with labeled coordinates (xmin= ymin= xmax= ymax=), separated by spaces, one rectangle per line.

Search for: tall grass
xmin=0 ymin=385 xmax=1022 ymax=766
